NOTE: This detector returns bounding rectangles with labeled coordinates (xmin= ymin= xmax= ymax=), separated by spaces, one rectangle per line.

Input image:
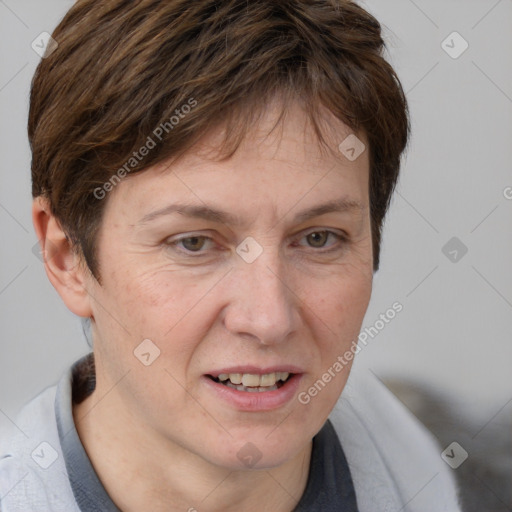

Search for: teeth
xmin=278 ymin=372 xmax=290 ymax=382
xmin=242 ymin=374 xmax=261 ymax=387
xmin=224 ymin=381 xmax=279 ymax=392
xmin=216 ymin=371 xmax=291 ymax=389
xmin=260 ymin=373 xmax=276 ymax=386
xmin=228 ymin=373 xmax=242 ymax=385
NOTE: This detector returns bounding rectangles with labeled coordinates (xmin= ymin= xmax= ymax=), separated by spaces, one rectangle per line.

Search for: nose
xmin=222 ymin=249 xmax=298 ymax=346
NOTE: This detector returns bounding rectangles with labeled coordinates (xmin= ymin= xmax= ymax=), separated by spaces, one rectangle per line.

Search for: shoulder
xmin=0 ymin=385 xmax=57 ymax=459
xmin=328 ymin=363 xmax=463 ymax=512
xmin=0 ymin=385 xmax=79 ymax=511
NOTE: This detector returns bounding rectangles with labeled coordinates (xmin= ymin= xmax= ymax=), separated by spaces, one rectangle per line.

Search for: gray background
xmin=1 ymin=0 xmax=511 ymax=436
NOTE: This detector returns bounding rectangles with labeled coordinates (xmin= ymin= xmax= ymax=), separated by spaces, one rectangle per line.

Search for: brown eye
xmin=165 ymin=234 xmax=216 ymax=256
xmin=179 ymin=236 xmax=208 ymax=252
xmin=293 ymin=229 xmax=348 ymax=256
xmin=306 ymin=231 xmax=330 ymax=248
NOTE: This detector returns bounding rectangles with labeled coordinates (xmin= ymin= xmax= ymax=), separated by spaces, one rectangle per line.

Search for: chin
xmin=193 ymin=430 xmax=303 ymax=471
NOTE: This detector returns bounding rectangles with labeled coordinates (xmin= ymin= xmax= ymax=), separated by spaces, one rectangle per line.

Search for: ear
xmin=32 ymin=196 xmax=94 ymax=317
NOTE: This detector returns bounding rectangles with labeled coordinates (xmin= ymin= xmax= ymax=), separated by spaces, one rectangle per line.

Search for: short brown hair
xmin=29 ymin=0 xmax=409 ymax=281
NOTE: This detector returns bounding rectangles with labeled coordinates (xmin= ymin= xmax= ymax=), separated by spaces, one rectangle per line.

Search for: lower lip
xmin=202 ymin=374 xmax=303 ymax=411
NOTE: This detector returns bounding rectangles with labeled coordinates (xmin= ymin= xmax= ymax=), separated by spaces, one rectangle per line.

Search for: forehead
xmin=184 ymin=99 xmax=367 ymax=173
xmin=105 ymin=100 xmax=370 ymax=226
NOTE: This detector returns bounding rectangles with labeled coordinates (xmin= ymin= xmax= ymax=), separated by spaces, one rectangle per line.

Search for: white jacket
xmin=332 ymin=362 xmax=463 ymax=511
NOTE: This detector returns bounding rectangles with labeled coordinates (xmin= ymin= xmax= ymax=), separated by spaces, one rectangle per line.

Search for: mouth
xmin=206 ymin=372 xmax=294 ymax=392
xmin=203 ymin=366 xmax=304 ymax=410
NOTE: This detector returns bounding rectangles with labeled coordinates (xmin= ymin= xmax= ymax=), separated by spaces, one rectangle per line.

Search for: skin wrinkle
xmin=39 ymin=100 xmax=374 ymax=512
xmin=24 ymin=1 xmax=414 ymax=508
xmin=30 ymin=0 xmax=409 ymax=280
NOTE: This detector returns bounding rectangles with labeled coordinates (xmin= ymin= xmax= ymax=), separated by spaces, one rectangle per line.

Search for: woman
xmin=0 ymin=1 xmax=462 ymax=510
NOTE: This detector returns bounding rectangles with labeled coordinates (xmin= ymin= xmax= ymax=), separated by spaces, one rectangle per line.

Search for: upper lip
xmin=206 ymin=365 xmax=304 ymax=378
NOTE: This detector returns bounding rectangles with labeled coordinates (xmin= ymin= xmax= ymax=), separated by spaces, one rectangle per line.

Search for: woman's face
xmin=83 ymin=101 xmax=373 ymax=470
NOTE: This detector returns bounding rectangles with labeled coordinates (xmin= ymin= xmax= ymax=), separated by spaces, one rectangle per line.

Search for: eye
xmin=168 ymin=235 xmax=215 ymax=254
xmin=165 ymin=229 xmax=347 ymax=257
xmin=297 ymin=230 xmax=347 ymax=251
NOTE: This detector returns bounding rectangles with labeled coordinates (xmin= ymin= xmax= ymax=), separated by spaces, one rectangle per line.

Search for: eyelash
xmin=165 ymin=230 xmax=348 ymax=257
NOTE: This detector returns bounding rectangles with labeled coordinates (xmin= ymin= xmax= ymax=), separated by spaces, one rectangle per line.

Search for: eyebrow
xmin=138 ymin=197 xmax=365 ymax=227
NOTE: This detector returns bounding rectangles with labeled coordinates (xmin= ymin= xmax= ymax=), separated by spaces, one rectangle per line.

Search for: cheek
xmin=110 ymin=266 xmax=185 ymax=317
xmin=312 ymin=273 xmax=372 ymax=335
xmin=112 ymin=269 xmax=219 ymax=349
xmin=303 ymin=278 xmax=371 ymax=413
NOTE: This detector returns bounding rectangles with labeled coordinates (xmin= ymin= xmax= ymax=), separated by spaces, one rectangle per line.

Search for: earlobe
xmin=32 ymin=197 xmax=93 ymax=318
